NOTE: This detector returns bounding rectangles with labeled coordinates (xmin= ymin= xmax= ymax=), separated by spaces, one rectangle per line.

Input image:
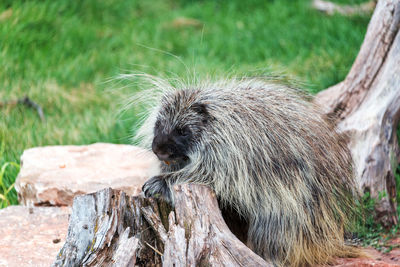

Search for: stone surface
xmin=334 ymin=247 xmax=400 ymax=267
xmin=15 ymin=143 xmax=159 ymax=206
xmin=0 ymin=205 xmax=70 ymax=267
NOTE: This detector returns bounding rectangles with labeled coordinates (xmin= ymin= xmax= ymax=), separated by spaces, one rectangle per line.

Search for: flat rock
xmin=15 ymin=143 xmax=159 ymax=206
xmin=0 ymin=205 xmax=70 ymax=267
xmin=333 ymin=247 xmax=400 ymax=267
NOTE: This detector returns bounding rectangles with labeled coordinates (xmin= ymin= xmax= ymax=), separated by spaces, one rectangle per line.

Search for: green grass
xmin=0 ymin=0 xmax=371 ymax=207
xmin=0 ymin=142 xmax=19 ymax=208
xmin=354 ymin=189 xmax=400 ymax=251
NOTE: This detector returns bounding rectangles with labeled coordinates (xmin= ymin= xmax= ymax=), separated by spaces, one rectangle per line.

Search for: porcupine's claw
xmin=142 ymin=175 xmax=173 ymax=204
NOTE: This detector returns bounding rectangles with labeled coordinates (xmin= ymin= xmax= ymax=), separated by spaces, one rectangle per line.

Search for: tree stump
xmin=53 ymin=185 xmax=270 ymax=266
xmin=315 ymin=0 xmax=400 ymax=227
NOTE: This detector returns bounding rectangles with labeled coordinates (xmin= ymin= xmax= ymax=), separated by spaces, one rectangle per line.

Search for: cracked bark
xmin=315 ymin=0 xmax=400 ymax=227
xmin=53 ymin=186 xmax=270 ymax=267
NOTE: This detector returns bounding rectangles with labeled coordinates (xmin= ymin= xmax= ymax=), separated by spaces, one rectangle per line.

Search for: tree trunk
xmin=53 ymin=186 xmax=270 ymax=267
xmin=315 ymin=0 xmax=400 ymax=227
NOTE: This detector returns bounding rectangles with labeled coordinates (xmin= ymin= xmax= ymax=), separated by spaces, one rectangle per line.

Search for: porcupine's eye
xmin=176 ymin=127 xmax=189 ymax=137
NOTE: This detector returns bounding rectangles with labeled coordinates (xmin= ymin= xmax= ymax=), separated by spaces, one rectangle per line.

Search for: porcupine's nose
xmin=152 ymin=135 xmax=173 ymax=161
xmin=153 ymin=150 xmax=170 ymax=161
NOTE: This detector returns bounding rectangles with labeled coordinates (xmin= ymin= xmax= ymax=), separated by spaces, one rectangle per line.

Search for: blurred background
xmin=0 ymin=0 xmax=371 ymax=206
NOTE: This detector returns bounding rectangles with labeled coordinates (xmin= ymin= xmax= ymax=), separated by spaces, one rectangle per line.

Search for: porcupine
xmin=137 ymin=76 xmax=359 ymax=266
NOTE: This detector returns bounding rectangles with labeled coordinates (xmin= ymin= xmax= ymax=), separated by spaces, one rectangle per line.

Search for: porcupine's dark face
xmin=151 ymin=101 xmax=209 ymax=169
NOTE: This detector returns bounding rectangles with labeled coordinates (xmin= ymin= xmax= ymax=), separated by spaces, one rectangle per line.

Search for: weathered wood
xmin=315 ymin=0 xmax=400 ymax=227
xmin=53 ymin=185 xmax=270 ymax=266
xmin=316 ymin=0 xmax=400 ymax=119
xmin=52 ymin=188 xmax=163 ymax=267
xmin=160 ymin=185 xmax=270 ymax=266
xmin=312 ymin=0 xmax=376 ymax=16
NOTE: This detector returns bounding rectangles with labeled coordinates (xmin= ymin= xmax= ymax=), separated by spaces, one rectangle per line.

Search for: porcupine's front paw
xmin=142 ymin=176 xmax=173 ymax=203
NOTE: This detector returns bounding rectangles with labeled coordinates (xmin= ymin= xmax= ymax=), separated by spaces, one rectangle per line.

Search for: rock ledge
xmin=15 ymin=143 xmax=159 ymax=206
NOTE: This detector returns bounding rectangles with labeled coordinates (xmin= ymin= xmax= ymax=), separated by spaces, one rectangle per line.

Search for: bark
xmin=52 ymin=188 xmax=163 ymax=267
xmin=312 ymin=0 xmax=376 ymax=16
xmin=53 ymin=186 xmax=270 ymax=267
xmin=315 ymin=0 xmax=400 ymax=227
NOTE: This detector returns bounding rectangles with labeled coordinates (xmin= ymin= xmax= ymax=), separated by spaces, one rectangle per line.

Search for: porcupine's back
xmin=194 ymin=79 xmax=358 ymax=266
xmin=138 ymin=77 xmax=359 ymax=266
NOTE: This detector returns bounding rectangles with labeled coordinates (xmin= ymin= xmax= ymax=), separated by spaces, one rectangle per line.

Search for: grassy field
xmin=0 ymin=0 xmax=371 ymax=208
